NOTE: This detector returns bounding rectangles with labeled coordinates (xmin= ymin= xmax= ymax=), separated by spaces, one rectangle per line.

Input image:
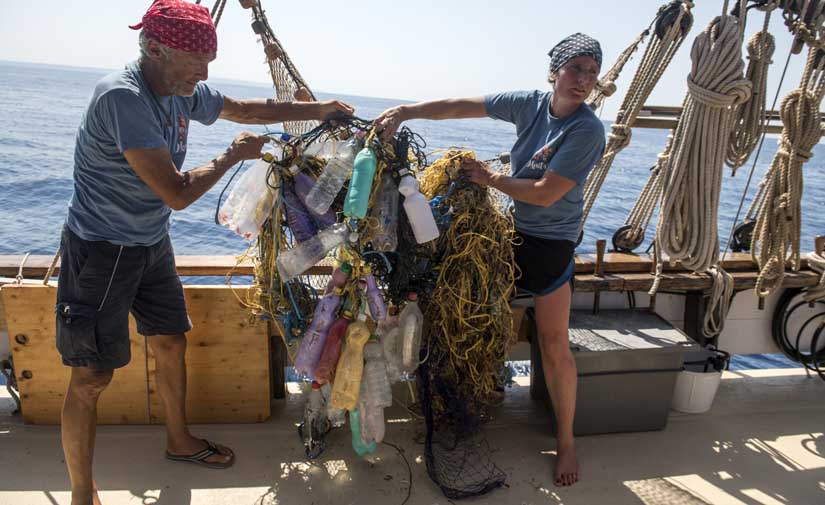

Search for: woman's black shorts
xmin=513 ymin=229 xmax=575 ymax=296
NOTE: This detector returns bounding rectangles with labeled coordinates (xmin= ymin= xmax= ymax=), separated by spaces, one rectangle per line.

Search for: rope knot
xmin=608 ymin=124 xmax=632 ymax=150
xmin=687 ymin=76 xmax=750 ymax=108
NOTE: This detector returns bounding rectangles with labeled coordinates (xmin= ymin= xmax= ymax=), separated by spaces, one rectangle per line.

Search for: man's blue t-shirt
xmin=485 ymin=90 xmax=605 ymax=242
xmin=66 ymin=61 xmax=224 ymax=246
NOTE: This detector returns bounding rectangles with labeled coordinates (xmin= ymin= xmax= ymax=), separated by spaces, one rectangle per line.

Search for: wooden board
xmin=147 ymin=286 xmax=270 ymax=424
xmin=0 ymin=284 xmax=149 ymax=424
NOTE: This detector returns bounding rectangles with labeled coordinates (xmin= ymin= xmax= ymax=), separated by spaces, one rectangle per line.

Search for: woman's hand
xmin=374 ymin=106 xmax=406 ymax=142
xmin=317 ymin=100 xmax=355 ymax=121
xmin=460 ymin=158 xmax=498 ymax=187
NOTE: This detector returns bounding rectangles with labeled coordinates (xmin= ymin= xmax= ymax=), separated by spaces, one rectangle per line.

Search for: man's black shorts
xmin=55 ymin=226 xmax=192 ymax=370
xmin=513 ymin=229 xmax=576 ymax=296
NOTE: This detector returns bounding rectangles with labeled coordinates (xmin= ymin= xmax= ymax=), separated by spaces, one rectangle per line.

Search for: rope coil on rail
xmin=650 ymin=11 xmax=752 ymax=338
xmin=752 ymin=41 xmax=825 ymax=298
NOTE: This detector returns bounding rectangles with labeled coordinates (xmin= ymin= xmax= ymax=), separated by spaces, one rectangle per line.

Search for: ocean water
xmin=1 ymin=60 xmax=823 ymax=262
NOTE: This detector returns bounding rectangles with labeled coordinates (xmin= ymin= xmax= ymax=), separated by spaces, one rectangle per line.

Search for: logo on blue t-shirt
xmin=175 ymin=114 xmax=188 ymax=154
xmin=525 ymin=143 xmax=556 ymax=171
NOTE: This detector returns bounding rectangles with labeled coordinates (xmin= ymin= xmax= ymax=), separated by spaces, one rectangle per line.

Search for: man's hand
xmin=374 ymin=105 xmax=406 ymax=142
xmin=460 ymin=157 xmax=497 ymax=187
xmin=226 ymin=131 xmax=268 ymax=162
xmin=317 ymin=100 xmax=354 ymax=121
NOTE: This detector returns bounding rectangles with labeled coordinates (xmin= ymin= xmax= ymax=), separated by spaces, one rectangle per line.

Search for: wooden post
xmin=683 ymin=291 xmax=708 ymax=345
xmin=593 ymin=240 xmax=606 ymax=315
xmin=270 ymin=322 xmax=287 ymax=400
xmin=649 ymin=240 xmax=658 ymax=312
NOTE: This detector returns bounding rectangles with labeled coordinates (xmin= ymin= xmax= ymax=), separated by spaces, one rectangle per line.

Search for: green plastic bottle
xmin=344 ymin=147 xmax=378 ymax=219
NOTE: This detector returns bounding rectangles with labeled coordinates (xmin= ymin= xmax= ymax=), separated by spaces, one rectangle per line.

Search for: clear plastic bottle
xmin=363 ymin=337 xmax=392 ymax=408
xmin=314 ymin=310 xmax=352 ymax=385
xmin=398 ymin=173 xmax=440 ymax=244
xmin=299 ymin=381 xmax=328 ymax=459
xmin=330 ymin=313 xmax=371 ymax=410
xmin=322 ymin=382 xmax=347 ymax=428
xmin=293 ymin=287 xmax=343 ymax=379
xmin=282 ymin=180 xmax=317 ymax=243
xmin=378 ymin=306 xmax=402 ymax=383
xmin=303 ymin=139 xmax=341 ymax=159
xmin=344 ymin=147 xmax=378 ymax=219
xmin=289 ymin=165 xmax=337 ymax=229
xmin=324 ymin=262 xmax=352 ymax=294
xmin=306 ymin=136 xmax=362 ymax=216
xmin=361 ymin=267 xmax=387 ymax=321
xmin=277 ymin=223 xmax=356 ymax=281
xmin=371 ymin=173 xmax=399 ymax=251
xmin=399 ymin=292 xmax=424 ymax=375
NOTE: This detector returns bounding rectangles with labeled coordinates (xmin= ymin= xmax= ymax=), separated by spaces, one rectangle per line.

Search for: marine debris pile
xmin=219 ymin=119 xmax=518 ymax=497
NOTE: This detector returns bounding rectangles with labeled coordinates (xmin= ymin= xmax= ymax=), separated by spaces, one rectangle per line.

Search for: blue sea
xmin=1 ymin=59 xmax=823 ymax=261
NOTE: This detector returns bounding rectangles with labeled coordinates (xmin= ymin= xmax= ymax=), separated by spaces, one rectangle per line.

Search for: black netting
xmin=417 ymin=347 xmax=507 ymax=499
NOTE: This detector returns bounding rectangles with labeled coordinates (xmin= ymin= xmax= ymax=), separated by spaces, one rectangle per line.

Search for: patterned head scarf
xmin=548 ymin=33 xmax=602 ymax=75
xmin=129 ymin=0 xmax=217 ymax=54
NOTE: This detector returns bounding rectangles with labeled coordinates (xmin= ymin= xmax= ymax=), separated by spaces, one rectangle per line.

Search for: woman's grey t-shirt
xmin=485 ymin=90 xmax=605 ymax=242
xmin=66 ymin=61 xmax=224 ymax=247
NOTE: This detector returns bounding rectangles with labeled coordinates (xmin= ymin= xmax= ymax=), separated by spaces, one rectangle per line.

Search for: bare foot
xmin=167 ymin=435 xmax=234 ymax=466
xmin=71 ymin=481 xmax=102 ymax=505
xmin=554 ymin=444 xmax=580 ymax=487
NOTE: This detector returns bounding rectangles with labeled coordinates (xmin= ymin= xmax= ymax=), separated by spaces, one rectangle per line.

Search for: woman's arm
xmin=375 ymin=97 xmax=487 ymax=140
xmin=462 ymin=158 xmax=576 ymax=208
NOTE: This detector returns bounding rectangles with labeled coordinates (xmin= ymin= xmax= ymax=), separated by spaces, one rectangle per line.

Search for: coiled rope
xmin=650 ymin=9 xmax=752 ymax=338
xmin=727 ymin=3 xmax=777 ymax=172
xmin=752 ymin=43 xmax=825 ymax=298
xmin=579 ymin=0 xmax=694 ymax=237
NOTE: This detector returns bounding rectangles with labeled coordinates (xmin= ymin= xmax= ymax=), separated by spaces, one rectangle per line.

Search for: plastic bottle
xmin=399 ymin=292 xmax=424 ymax=375
xmin=363 ymin=337 xmax=392 ymax=408
xmin=378 ymin=306 xmax=402 ymax=383
xmin=360 ymin=267 xmax=387 ymax=321
xmin=371 ymin=173 xmax=399 ymax=251
xmin=277 ymin=223 xmax=356 ymax=281
xmin=330 ymin=313 xmax=371 ymax=410
xmin=289 ymin=165 xmax=337 ymax=229
xmin=324 ymin=262 xmax=352 ymax=294
xmin=314 ymin=310 xmax=352 ymax=385
xmin=282 ymin=181 xmax=317 ymax=243
xmin=306 ymin=136 xmax=362 ymax=216
xmin=293 ymin=287 xmax=343 ymax=379
xmin=299 ymin=381 xmax=328 ymax=459
xmin=349 ymin=407 xmax=376 ymax=456
xmin=344 ymin=147 xmax=378 ymax=219
xmin=218 ymin=153 xmax=279 ymax=241
xmin=321 ymin=382 xmax=347 ymax=428
xmin=303 ymin=139 xmax=340 ymax=159
xmin=398 ymin=173 xmax=440 ymax=244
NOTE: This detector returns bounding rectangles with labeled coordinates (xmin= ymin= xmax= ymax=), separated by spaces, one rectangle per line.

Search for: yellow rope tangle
xmin=419 ymin=151 xmax=518 ymax=404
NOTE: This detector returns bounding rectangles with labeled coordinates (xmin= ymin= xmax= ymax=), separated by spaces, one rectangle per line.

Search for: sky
xmin=0 ymin=0 xmax=813 ymax=118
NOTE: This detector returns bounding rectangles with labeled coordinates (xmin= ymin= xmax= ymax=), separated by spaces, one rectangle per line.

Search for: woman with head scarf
xmin=375 ymin=33 xmax=606 ymax=487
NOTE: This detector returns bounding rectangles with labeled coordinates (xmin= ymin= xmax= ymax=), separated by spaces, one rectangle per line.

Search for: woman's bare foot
xmin=554 ymin=443 xmax=580 ymax=487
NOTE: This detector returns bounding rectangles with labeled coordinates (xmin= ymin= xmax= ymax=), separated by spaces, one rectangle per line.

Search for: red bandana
xmin=129 ymin=0 xmax=217 ymax=54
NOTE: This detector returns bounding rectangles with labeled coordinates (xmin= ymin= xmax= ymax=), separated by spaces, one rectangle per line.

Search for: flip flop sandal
xmin=165 ymin=439 xmax=235 ymax=469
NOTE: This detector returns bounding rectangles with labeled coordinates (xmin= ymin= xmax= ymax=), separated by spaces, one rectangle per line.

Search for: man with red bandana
xmin=55 ymin=1 xmax=353 ymax=503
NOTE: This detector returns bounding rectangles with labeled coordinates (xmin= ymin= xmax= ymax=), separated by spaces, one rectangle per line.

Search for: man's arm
xmin=219 ymin=96 xmax=354 ymax=125
xmin=123 ymin=132 xmax=267 ymax=211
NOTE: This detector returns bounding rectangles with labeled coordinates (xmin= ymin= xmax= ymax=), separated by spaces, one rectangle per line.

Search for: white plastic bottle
xmin=398 ymin=292 xmax=424 ymax=375
xmin=398 ymin=172 xmax=440 ymax=244
xmin=378 ymin=306 xmax=402 ymax=383
xmin=305 ymin=136 xmax=362 ymax=215
xmin=277 ymin=223 xmax=356 ymax=281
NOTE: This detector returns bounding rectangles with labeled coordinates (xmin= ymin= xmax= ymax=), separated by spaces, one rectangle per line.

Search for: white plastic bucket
xmin=671 ymin=369 xmax=722 ymax=414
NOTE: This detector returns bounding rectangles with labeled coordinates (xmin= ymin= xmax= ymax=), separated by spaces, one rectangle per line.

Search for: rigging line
xmin=721 ymin=44 xmax=795 ymax=262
